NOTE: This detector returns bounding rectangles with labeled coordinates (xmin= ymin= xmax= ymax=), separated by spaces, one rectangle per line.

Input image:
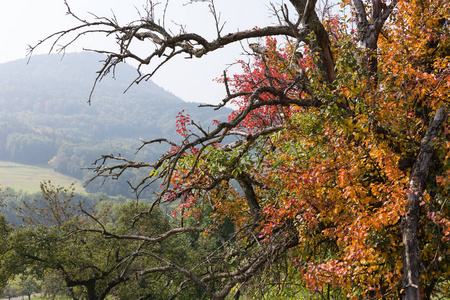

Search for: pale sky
xmin=0 ymin=0 xmax=285 ymax=104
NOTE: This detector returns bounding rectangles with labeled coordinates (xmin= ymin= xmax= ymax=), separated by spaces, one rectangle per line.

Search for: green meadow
xmin=0 ymin=161 xmax=85 ymax=193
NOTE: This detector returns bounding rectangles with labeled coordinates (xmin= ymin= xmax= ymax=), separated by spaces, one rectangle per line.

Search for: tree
xmin=40 ymin=270 xmax=71 ymax=300
xmin=20 ymin=277 xmax=40 ymax=300
xmin=6 ymin=183 xmax=165 ymax=300
xmin=1 ymin=284 xmax=19 ymax=300
xmin=0 ymin=214 xmax=13 ymax=293
xmin=0 ymin=189 xmax=15 ymax=293
xmin=31 ymin=0 xmax=449 ymax=299
xmin=5 ymin=182 xmax=223 ymax=300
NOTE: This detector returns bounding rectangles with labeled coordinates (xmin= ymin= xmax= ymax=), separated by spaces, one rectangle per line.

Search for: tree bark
xmin=350 ymin=0 xmax=398 ymax=80
xmin=236 ymin=172 xmax=261 ymax=222
xmin=86 ymin=282 xmax=99 ymax=300
xmin=402 ymin=105 xmax=447 ymax=300
xmin=290 ymin=0 xmax=336 ymax=83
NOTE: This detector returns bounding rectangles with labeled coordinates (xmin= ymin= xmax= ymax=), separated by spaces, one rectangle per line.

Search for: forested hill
xmin=0 ymin=52 xmax=231 ymax=197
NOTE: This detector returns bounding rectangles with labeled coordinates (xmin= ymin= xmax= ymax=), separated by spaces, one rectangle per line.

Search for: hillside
xmin=0 ymin=161 xmax=85 ymax=193
xmin=0 ymin=52 xmax=231 ymax=197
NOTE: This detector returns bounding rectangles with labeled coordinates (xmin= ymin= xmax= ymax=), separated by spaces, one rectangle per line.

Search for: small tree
xmin=1 ymin=284 xmax=20 ymax=300
xmin=41 ymin=271 xmax=71 ymax=300
xmin=0 ymin=189 xmax=14 ymax=293
xmin=20 ymin=277 xmax=40 ymax=300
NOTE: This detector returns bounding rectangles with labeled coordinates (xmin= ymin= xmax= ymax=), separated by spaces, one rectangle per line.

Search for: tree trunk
xmin=290 ymin=0 xmax=336 ymax=83
xmin=86 ymin=282 xmax=99 ymax=300
xmin=236 ymin=172 xmax=261 ymax=221
xmin=402 ymin=105 xmax=447 ymax=300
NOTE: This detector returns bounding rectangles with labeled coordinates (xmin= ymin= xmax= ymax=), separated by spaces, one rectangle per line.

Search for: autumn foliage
xmin=28 ymin=0 xmax=449 ymax=298
xmin=166 ymin=0 xmax=449 ymax=298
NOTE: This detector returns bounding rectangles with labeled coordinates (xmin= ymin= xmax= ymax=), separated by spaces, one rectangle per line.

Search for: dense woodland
xmin=1 ymin=0 xmax=450 ymax=299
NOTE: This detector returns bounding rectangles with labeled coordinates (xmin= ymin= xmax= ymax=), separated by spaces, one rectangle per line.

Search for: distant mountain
xmin=0 ymin=52 xmax=178 ymax=103
xmin=0 ymin=52 xmax=232 ymax=197
xmin=0 ymin=52 xmax=228 ymax=140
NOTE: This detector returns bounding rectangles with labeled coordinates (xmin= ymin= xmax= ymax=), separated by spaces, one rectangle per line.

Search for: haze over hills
xmin=0 ymin=52 xmax=232 ymax=197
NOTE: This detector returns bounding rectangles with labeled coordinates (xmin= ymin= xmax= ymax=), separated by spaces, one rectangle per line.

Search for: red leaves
xmin=219 ymin=37 xmax=303 ymax=133
xmin=176 ymin=110 xmax=191 ymax=139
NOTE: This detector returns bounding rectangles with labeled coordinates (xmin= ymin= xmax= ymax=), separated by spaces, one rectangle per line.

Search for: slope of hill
xmin=0 ymin=52 xmax=226 ymax=140
xmin=0 ymin=52 xmax=231 ymax=197
xmin=0 ymin=161 xmax=85 ymax=193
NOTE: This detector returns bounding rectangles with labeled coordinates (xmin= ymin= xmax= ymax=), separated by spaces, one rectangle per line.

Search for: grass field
xmin=0 ymin=161 xmax=85 ymax=193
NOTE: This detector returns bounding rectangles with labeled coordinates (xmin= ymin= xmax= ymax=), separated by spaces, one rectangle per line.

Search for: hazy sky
xmin=0 ymin=0 xmax=285 ymax=104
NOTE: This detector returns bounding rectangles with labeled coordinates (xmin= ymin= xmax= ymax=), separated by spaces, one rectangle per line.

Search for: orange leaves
xmin=379 ymin=0 xmax=450 ymax=113
xmin=254 ymin=102 xmax=415 ymax=295
xmin=162 ymin=2 xmax=449 ymax=296
xmin=436 ymin=171 xmax=450 ymax=191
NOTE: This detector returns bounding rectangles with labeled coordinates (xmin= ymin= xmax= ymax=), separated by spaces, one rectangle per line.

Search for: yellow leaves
xmin=341 ymin=118 xmax=354 ymax=133
xmin=377 ymin=0 xmax=450 ymax=120
xmin=436 ymin=172 xmax=450 ymax=190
